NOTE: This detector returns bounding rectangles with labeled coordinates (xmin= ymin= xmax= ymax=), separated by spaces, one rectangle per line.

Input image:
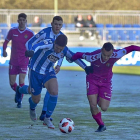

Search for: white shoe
xmin=43 ymin=117 xmax=55 ymax=129
xmin=30 ymin=109 xmax=37 ymax=122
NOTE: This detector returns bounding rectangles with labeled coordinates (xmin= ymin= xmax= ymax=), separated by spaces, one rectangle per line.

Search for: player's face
xmin=18 ymin=17 xmax=27 ymax=29
xmin=101 ymin=48 xmax=113 ymax=62
xmin=51 ymin=20 xmax=63 ymax=34
xmin=54 ymin=44 xmax=65 ymax=54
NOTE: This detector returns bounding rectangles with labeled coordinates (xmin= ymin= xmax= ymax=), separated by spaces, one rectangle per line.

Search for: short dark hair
xmin=18 ymin=13 xmax=27 ymax=19
xmin=55 ymin=34 xmax=67 ymax=47
xmin=102 ymin=42 xmax=114 ymax=51
xmin=52 ymin=16 xmax=63 ymax=22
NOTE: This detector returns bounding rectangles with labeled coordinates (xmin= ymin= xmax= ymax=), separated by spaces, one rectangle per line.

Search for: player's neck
xmin=18 ymin=26 xmax=26 ymax=31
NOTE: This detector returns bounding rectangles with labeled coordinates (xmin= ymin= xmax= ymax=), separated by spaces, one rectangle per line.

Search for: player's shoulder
xmin=42 ymin=27 xmax=52 ymax=32
xmin=9 ymin=27 xmax=18 ymax=32
xmin=26 ymin=28 xmax=34 ymax=34
xmin=59 ymin=31 xmax=64 ymax=35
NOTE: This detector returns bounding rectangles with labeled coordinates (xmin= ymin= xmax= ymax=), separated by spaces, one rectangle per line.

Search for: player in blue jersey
xmin=23 ymin=16 xmax=93 ymax=122
xmin=16 ymin=35 xmax=91 ymax=129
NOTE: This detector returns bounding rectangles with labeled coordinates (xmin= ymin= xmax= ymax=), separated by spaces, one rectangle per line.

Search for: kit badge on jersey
xmin=24 ymin=34 xmax=28 ymax=38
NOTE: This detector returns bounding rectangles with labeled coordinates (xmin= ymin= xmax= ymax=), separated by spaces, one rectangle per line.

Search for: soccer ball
xmin=59 ymin=118 xmax=74 ymax=133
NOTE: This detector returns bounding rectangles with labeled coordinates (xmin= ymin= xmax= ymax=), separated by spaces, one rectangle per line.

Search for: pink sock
xmin=11 ymin=83 xmax=17 ymax=91
xmin=19 ymin=83 xmax=24 ymax=99
xmin=92 ymin=112 xmax=104 ymax=126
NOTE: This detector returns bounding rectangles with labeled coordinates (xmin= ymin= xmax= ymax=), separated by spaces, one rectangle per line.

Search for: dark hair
xmin=55 ymin=35 xmax=67 ymax=47
xmin=52 ymin=16 xmax=63 ymax=22
xmin=102 ymin=42 xmax=114 ymax=51
xmin=18 ymin=13 xmax=27 ymax=19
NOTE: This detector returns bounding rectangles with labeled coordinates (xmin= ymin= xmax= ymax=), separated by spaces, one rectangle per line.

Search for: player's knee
xmin=32 ymin=98 xmax=40 ymax=104
xmin=49 ymin=90 xmax=58 ymax=96
xmin=100 ymin=106 xmax=108 ymax=112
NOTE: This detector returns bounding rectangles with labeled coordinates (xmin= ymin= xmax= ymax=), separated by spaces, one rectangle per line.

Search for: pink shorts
xmin=86 ymin=76 xmax=112 ymax=101
xmin=9 ymin=65 xmax=28 ymax=75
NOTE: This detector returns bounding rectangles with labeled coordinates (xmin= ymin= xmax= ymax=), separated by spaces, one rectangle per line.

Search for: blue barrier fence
xmin=0 ymin=46 xmax=140 ymax=66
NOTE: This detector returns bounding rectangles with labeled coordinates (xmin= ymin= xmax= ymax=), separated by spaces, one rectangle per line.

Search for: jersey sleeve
xmin=124 ymin=45 xmax=140 ymax=54
xmin=65 ymin=48 xmax=87 ymax=69
xmin=25 ymin=29 xmax=47 ymax=50
xmin=3 ymin=29 xmax=12 ymax=50
xmin=5 ymin=29 xmax=12 ymax=41
xmin=56 ymin=57 xmax=64 ymax=66
xmin=31 ymin=39 xmax=54 ymax=52
xmin=72 ymin=52 xmax=97 ymax=62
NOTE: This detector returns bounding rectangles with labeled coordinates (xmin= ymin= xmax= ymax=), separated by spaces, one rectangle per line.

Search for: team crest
xmin=24 ymin=34 xmax=28 ymax=38
xmin=123 ymin=50 xmax=125 ymax=54
xmin=106 ymin=63 xmax=110 ymax=67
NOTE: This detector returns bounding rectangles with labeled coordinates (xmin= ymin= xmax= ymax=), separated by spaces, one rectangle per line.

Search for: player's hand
xmin=3 ymin=50 xmax=7 ymax=57
xmin=55 ymin=65 xmax=60 ymax=74
xmin=25 ymin=50 xmax=34 ymax=57
xmin=66 ymin=56 xmax=74 ymax=63
xmin=84 ymin=66 xmax=94 ymax=75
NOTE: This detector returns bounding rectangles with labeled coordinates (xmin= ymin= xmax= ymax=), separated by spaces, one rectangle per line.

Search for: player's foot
xmin=17 ymin=102 xmax=22 ymax=108
xmin=95 ymin=125 xmax=106 ymax=132
xmin=15 ymin=86 xmax=22 ymax=103
xmin=43 ymin=117 xmax=55 ymax=129
xmin=39 ymin=113 xmax=46 ymax=121
xmin=39 ymin=113 xmax=53 ymax=121
xmin=30 ymin=109 xmax=37 ymax=122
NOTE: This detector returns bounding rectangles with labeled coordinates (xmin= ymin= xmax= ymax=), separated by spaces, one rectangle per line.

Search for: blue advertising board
xmin=0 ymin=46 xmax=140 ymax=66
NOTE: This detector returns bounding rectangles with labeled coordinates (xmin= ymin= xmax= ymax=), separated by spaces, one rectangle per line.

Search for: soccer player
xmin=71 ymin=42 xmax=140 ymax=132
xmin=25 ymin=16 xmax=92 ymax=121
xmin=16 ymin=34 xmax=87 ymax=129
xmin=2 ymin=13 xmax=34 ymax=108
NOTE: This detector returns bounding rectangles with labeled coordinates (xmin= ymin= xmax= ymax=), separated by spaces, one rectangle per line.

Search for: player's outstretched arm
xmin=65 ymin=48 xmax=94 ymax=75
xmin=124 ymin=45 xmax=140 ymax=54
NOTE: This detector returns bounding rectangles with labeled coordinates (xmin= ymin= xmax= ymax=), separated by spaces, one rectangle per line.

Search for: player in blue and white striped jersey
xmin=24 ymin=16 xmax=93 ymax=122
xmin=16 ymin=35 xmax=90 ymax=129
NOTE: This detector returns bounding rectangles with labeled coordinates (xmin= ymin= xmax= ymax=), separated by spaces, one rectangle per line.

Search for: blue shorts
xmin=29 ymin=69 xmax=56 ymax=95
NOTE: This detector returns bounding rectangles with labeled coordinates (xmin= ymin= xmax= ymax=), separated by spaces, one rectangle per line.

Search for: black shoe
xmin=95 ymin=125 xmax=106 ymax=132
xmin=17 ymin=102 xmax=22 ymax=108
xmin=39 ymin=113 xmax=53 ymax=121
xmin=15 ymin=86 xmax=22 ymax=103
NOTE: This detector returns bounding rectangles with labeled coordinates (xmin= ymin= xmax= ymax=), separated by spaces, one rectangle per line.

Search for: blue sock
xmin=19 ymin=85 xmax=29 ymax=94
xmin=29 ymin=97 xmax=37 ymax=110
xmin=42 ymin=91 xmax=50 ymax=113
xmin=46 ymin=94 xmax=58 ymax=118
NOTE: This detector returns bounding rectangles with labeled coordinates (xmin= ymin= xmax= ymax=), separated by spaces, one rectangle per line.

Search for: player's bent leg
xmin=28 ymin=94 xmax=41 ymax=122
xmin=87 ymin=94 xmax=106 ymax=132
xmin=43 ymin=78 xmax=58 ymax=128
xmin=39 ymin=91 xmax=50 ymax=121
xmin=98 ymin=97 xmax=110 ymax=112
xmin=87 ymin=94 xmax=99 ymax=115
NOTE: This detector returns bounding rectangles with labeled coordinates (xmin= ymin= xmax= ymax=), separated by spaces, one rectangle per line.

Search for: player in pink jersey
xmin=72 ymin=42 xmax=140 ymax=132
xmin=2 ymin=13 xmax=34 ymax=108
